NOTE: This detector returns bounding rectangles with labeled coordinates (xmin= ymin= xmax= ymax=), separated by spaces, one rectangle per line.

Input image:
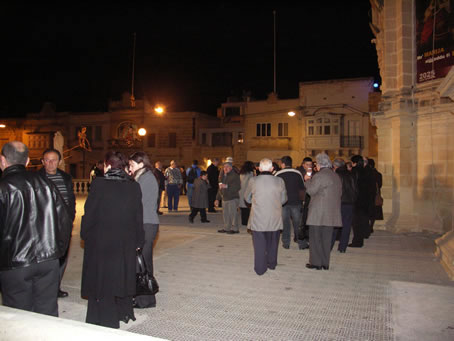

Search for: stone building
xmin=0 ymin=93 xmax=222 ymax=178
xmin=238 ymin=77 xmax=377 ymax=166
xmin=369 ymin=0 xmax=454 ymax=278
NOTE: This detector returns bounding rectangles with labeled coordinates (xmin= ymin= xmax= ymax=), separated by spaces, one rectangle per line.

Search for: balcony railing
xmin=340 ymin=136 xmax=363 ymax=148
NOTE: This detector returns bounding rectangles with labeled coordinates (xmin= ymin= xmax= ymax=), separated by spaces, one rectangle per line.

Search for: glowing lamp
xmin=288 ymin=111 xmax=296 ymax=117
xmin=138 ymin=128 xmax=147 ymax=136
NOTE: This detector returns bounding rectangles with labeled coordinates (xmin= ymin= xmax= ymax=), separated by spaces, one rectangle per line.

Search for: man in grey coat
xmin=304 ymin=153 xmax=342 ymax=270
xmin=244 ymin=158 xmax=287 ymax=275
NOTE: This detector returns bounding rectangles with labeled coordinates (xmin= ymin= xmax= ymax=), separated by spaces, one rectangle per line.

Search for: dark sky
xmin=1 ymin=2 xmax=379 ymax=116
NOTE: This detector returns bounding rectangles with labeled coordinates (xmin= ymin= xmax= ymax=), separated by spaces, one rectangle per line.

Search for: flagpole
xmin=273 ymin=10 xmax=277 ymax=94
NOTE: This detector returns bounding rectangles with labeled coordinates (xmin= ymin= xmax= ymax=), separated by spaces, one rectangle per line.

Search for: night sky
xmin=1 ymin=2 xmax=379 ymax=116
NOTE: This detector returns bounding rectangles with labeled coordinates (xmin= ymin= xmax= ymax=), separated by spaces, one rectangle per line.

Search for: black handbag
xmin=136 ymin=249 xmax=159 ymax=296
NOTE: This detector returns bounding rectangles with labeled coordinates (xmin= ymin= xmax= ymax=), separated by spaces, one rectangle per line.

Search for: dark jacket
xmin=0 ymin=165 xmax=72 ymax=270
xmin=152 ymin=168 xmax=166 ymax=191
xmin=335 ymin=166 xmax=357 ymax=205
xmin=352 ymin=166 xmax=376 ymax=215
xmin=191 ymin=177 xmax=210 ymax=208
xmin=275 ymin=167 xmax=305 ymax=206
xmin=81 ymin=168 xmax=145 ymax=299
xmin=207 ymin=164 xmax=220 ymax=189
xmin=216 ymin=170 xmax=241 ymax=201
xmin=38 ymin=167 xmax=76 ymax=222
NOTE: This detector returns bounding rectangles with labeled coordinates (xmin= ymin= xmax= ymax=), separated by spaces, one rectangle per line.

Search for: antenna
xmin=273 ymin=10 xmax=277 ymax=94
xmin=130 ymin=32 xmax=136 ymax=108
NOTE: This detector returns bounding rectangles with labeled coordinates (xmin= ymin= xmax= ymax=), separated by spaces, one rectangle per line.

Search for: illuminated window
xmin=307 ymin=116 xmax=339 ymax=136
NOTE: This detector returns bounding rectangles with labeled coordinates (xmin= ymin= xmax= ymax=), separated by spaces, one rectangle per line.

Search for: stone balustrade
xmin=72 ymin=179 xmax=90 ymax=194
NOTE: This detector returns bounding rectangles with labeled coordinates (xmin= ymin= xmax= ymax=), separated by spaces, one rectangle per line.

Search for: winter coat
xmin=216 ymin=170 xmax=241 ymax=202
xmin=239 ymin=172 xmax=254 ymax=208
xmin=244 ymin=172 xmax=287 ymax=232
xmin=81 ymin=168 xmax=145 ymax=299
xmin=191 ymin=177 xmax=210 ymax=209
xmin=305 ymin=167 xmax=342 ymax=227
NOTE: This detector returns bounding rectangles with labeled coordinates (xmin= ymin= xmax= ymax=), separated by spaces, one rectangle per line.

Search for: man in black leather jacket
xmin=332 ymin=158 xmax=358 ymax=252
xmin=0 ymin=141 xmax=71 ymax=317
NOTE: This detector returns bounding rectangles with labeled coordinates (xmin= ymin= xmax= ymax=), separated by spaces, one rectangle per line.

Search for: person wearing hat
xmin=215 ymin=161 xmax=241 ymax=234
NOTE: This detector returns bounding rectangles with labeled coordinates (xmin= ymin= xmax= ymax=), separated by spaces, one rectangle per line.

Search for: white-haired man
xmin=303 ymin=153 xmax=342 ymax=270
xmin=244 ymin=158 xmax=287 ymax=275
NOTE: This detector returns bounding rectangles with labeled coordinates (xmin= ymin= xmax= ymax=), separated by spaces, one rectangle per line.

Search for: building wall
xmin=370 ymin=0 xmax=454 ymax=278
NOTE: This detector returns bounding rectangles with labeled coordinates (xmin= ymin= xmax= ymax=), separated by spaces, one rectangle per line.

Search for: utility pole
xmin=130 ymin=32 xmax=136 ymax=108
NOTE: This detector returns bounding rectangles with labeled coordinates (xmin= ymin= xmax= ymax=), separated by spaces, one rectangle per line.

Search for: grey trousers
xmin=309 ymin=225 xmax=334 ymax=267
xmin=222 ymin=198 xmax=240 ymax=232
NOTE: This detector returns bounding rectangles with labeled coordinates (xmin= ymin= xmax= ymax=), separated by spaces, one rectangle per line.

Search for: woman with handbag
xmin=129 ymin=151 xmax=160 ymax=309
xmin=81 ymin=151 xmax=144 ymax=329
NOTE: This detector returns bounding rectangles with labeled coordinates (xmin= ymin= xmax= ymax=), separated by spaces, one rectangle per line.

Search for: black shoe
xmin=201 ymin=220 xmax=210 ymax=223
xmin=188 ymin=215 xmax=194 ymax=223
xmin=322 ymin=266 xmax=329 ymax=270
xmin=306 ymin=263 xmax=322 ymax=270
xmin=338 ymin=249 xmax=346 ymax=253
xmin=133 ymin=301 xmax=156 ymax=309
xmin=218 ymin=229 xmax=227 ymax=233
xmin=157 ymin=211 xmax=163 ymax=215
xmin=226 ymin=230 xmax=238 ymax=234
xmin=299 ymin=245 xmax=309 ymax=250
xmin=283 ymin=245 xmax=290 ymax=249
xmin=348 ymin=243 xmax=363 ymax=248
xmin=58 ymin=289 xmax=68 ymax=298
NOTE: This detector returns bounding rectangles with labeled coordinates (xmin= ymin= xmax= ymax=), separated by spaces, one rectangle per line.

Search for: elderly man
xmin=244 ymin=158 xmax=287 ymax=275
xmin=215 ymin=161 xmax=241 ymax=234
xmin=39 ymin=148 xmax=76 ymax=299
xmin=0 ymin=141 xmax=71 ymax=316
xmin=304 ymin=153 xmax=342 ymax=270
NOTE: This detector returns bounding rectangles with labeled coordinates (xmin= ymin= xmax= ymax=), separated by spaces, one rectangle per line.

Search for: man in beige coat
xmin=244 ymin=158 xmax=287 ymax=275
xmin=304 ymin=153 xmax=342 ymax=270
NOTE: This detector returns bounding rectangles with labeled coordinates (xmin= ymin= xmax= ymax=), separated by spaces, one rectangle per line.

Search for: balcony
xmin=340 ymin=136 xmax=364 ymax=148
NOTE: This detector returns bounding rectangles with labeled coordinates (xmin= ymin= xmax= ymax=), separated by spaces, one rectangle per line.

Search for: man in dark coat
xmin=0 ymin=141 xmax=71 ymax=317
xmin=188 ymin=171 xmax=210 ymax=223
xmin=298 ymin=157 xmax=314 ymax=248
xmin=207 ymin=158 xmax=220 ymax=212
xmin=153 ymin=161 xmax=166 ymax=215
xmin=349 ymin=155 xmax=376 ymax=248
xmin=39 ymin=148 xmax=76 ymax=299
xmin=368 ymin=158 xmax=383 ymax=233
xmin=332 ymin=158 xmax=357 ymax=253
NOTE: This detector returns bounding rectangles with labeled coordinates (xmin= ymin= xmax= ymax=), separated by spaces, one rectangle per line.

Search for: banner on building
xmin=416 ymin=0 xmax=454 ymax=83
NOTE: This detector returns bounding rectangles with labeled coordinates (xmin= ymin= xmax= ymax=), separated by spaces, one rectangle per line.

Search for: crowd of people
xmin=0 ymin=140 xmax=383 ymax=329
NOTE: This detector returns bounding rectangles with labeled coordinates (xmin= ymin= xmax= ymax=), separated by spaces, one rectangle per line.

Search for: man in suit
xmin=304 ymin=153 xmax=342 ymax=270
xmin=244 ymin=158 xmax=287 ymax=275
xmin=39 ymin=148 xmax=76 ymax=298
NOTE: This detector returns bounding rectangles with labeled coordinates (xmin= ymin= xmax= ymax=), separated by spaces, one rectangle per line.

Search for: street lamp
xmin=138 ymin=128 xmax=147 ymax=136
xmin=0 ymin=124 xmax=6 ymax=128
xmin=288 ymin=111 xmax=296 ymax=117
xmin=154 ymin=106 xmax=164 ymax=114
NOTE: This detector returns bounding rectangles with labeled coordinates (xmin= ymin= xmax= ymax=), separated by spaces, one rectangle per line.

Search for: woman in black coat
xmin=81 ymin=151 xmax=144 ymax=329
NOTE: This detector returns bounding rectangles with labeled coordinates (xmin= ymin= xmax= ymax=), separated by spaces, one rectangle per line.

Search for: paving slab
xmin=7 ymin=195 xmax=454 ymax=340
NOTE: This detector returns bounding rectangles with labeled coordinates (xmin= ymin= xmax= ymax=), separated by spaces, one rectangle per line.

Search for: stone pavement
xmin=57 ymin=195 xmax=454 ymax=340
